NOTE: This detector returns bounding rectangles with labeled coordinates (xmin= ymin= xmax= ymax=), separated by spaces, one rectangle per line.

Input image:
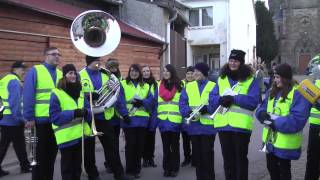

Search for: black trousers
xmin=266 ymin=153 xmax=291 ymax=180
xmin=84 ymin=137 xmax=99 ymax=180
xmin=32 ymin=124 xmax=58 ymax=180
xmin=124 ymin=127 xmax=147 ymax=175
xmin=0 ymin=125 xmax=29 ymax=169
xmin=143 ymin=130 xmax=156 ymax=160
xmin=96 ymin=120 xmax=124 ymax=178
xmin=181 ymin=131 xmax=192 ymax=160
xmin=191 ymin=134 xmax=215 ymax=180
xmin=305 ymin=126 xmax=320 ymax=180
xmin=60 ymin=142 xmax=82 ymax=180
xmin=219 ymin=131 xmax=250 ymax=180
xmin=104 ymin=125 xmax=121 ymax=168
xmin=160 ymin=131 xmax=180 ymax=172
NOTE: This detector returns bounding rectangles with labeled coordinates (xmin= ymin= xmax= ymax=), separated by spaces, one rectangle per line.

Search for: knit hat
xmin=275 ymin=63 xmax=292 ymax=80
xmin=86 ymin=55 xmax=100 ymax=66
xmin=11 ymin=60 xmax=27 ymax=69
xmin=194 ymin=63 xmax=209 ymax=77
xmin=62 ymin=64 xmax=77 ymax=77
xmin=106 ymin=58 xmax=119 ymax=68
xmin=186 ymin=66 xmax=194 ymax=73
xmin=229 ymin=49 xmax=246 ymax=64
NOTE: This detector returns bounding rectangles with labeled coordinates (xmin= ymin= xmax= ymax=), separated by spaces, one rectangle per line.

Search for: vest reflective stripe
xmin=262 ymin=86 xmax=302 ymax=150
xmin=214 ymin=77 xmax=254 ymax=130
xmin=157 ymin=82 xmax=182 ymax=123
xmin=34 ymin=65 xmax=62 ymax=118
xmin=309 ymin=80 xmax=320 ymax=125
xmin=121 ymin=80 xmax=150 ymax=117
xmin=186 ymin=81 xmax=216 ymax=125
xmin=0 ymin=74 xmax=19 ymax=115
xmin=51 ymin=89 xmax=91 ymax=145
xmin=79 ymin=69 xmax=114 ymax=120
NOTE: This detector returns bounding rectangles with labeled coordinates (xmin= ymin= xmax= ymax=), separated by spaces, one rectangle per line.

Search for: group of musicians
xmin=0 ymin=46 xmax=320 ymax=180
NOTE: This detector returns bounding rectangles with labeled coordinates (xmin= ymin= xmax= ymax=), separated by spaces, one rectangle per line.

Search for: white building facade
xmin=182 ymin=0 xmax=256 ymax=69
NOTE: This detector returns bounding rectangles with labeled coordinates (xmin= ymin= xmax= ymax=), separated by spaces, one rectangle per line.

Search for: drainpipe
xmin=166 ymin=9 xmax=178 ymax=64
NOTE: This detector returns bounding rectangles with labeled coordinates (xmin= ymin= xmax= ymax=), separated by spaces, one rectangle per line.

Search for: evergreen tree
xmin=256 ymin=1 xmax=278 ymax=66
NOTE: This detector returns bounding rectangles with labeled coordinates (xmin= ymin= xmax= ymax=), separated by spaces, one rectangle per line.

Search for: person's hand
xmin=219 ymin=95 xmax=234 ymax=108
xmin=74 ymin=109 xmax=88 ymax=118
xmin=258 ymin=111 xmax=271 ymax=123
xmin=132 ymin=99 xmax=143 ymax=108
xmin=199 ymin=105 xmax=208 ymax=115
xmin=123 ymin=115 xmax=131 ymax=125
xmin=25 ymin=120 xmax=35 ymax=129
xmin=263 ymin=119 xmax=275 ymax=130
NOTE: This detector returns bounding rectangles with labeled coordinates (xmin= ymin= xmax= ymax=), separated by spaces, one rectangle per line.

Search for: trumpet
xmin=25 ymin=127 xmax=37 ymax=166
xmin=185 ymin=104 xmax=205 ymax=124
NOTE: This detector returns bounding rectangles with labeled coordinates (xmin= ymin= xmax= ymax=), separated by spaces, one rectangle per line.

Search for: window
xmin=189 ymin=7 xmax=213 ymax=27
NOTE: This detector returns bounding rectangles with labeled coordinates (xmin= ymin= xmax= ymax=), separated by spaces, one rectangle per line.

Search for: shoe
xmin=0 ymin=169 xmax=9 ymax=177
xmin=181 ymin=158 xmax=191 ymax=167
xmin=163 ymin=171 xmax=170 ymax=177
xmin=142 ymin=159 xmax=149 ymax=167
xmin=133 ymin=173 xmax=141 ymax=179
xmin=170 ymin=171 xmax=178 ymax=177
xmin=116 ymin=174 xmax=134 ymax=180
xmin=148 ymin=159 xmax=157 ymax=167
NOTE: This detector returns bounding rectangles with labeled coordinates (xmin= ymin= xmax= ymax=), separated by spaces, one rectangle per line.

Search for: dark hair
xmin=220 ymin=63 xmax=253 ymax=82
xmin=142 ymin=65 xmax=157 ymax=91
xmin=269 ymin=78 xmax=297 ymax=102
xmin=106 ymin=58 xmax=121 ymax=78
xmin=43 ymin=47 xmax=58 ymax=55
xmin=162 ymin=64 xmax=183 ymax=92
xmin=126 ymin=64 xmax=144 ymax=86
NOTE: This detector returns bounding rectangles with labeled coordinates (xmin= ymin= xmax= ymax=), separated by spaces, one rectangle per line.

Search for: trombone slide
xmin=259 ymin=126 xmax=273 ymax=153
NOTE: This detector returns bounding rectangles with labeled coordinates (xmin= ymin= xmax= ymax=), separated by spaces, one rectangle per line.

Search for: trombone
xmin=25 ymin=126 xmax=37 ymax=166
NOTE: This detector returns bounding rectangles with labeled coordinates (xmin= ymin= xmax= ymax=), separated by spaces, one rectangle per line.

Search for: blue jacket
xmin=179 ymin=79 xmax=216 ymax=135
xmin=23 ymin=63 xmax=59 ymax=124
xmin=0 ymin=74 xmax=24 ymax=126
xmin=116 ymin=81 xmax=153 ymax=128
xmin=208 ymin=76 xmax=261 ymax=133
xmin=49 ymin=91 xmax=92 ymax=149
xmin=149 ymin=87 xmax=182 ymax=133
xmin=255 ymin=89 xmax=311 ymax=160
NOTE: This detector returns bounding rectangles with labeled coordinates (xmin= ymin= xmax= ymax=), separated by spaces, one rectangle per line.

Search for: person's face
xmin=194 ymin=69 xmax=205 ymax=81
xmin=45 ymin=49 xmax=61 ymax=67
xmin=88 ymin=61 xmax=101 ymax=71
xmin=65 ymin=71 xmax=77 ymax=83
xmin=15 ymin=68 xmax=26 ymax=80
xmin=274 ymin=74 xmax=283 ymax=88
xmin=228 ymin=59 xmax=241 ymax=71
xmin=109 ymin=66 xmax=118 ymax=74
xmin=163 ymin=67 xmax=171 ymax=80
xmin=142 ymin=67 xmax=151 ymax=79
xmin=130 ymin=67 xmax=140 ymax=80
xmin=186 ymin=71 xmax=194 ymax=82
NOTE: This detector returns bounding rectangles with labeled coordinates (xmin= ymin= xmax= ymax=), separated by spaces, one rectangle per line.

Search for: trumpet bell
xmin=70 ymin=10 xmax=121 ymax=57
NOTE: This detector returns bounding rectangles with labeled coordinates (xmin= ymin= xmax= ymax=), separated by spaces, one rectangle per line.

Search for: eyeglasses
xmin=47 ymin=53 xmax=62 ymax=57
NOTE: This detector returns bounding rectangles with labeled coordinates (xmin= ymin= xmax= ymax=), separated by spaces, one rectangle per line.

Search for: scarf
xmin=159 ymin=80 xmax=176 ymax=102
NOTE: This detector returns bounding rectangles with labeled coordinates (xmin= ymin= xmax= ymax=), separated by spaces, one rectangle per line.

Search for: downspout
xmin=166 ymin=9 xmax=178 ymax=64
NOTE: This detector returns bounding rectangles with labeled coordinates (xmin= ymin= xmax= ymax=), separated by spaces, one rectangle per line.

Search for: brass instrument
xmin=25 ymin=127 xmax=37 ymax=166
xmin=210 ymin=83 xmax=239 ymax=119
xmin=0 ymin=96 xmax=4 ymax=117
xmin=185 ymin=104 xmax=205 ymax=124
xmin=70 ymin=10 xmax=121 ymax=175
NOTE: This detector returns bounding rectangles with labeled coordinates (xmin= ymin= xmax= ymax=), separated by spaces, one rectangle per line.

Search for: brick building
xmin=0 ymin=0 xmax=165 ymax=79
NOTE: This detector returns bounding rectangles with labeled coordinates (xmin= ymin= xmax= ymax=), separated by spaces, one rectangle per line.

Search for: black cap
xmin=275 ymin=63 xmax=292 ymax=80
xmin=186 ymin=66 xmax=194 ymax=72
xmin=194 ymin=63 xmax=210 ymax=77
xmin=11 ymin=60 xmax=27 ymax=69
xmin=106 ymin=58 xmax=119 ymax=68
xmin=62 ymin=64 xmax=77 ymax=77
xmin=86 ymin=55 xmax=100 ymax=66
xmin=229 ymin=49 xmax=246 ymax=64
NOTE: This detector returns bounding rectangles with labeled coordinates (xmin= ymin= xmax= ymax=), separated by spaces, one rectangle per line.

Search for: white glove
xmin=92 ymin=106 xmax=105 ymax=114
xmin=223 ymin=88 xmax=238 ymax=96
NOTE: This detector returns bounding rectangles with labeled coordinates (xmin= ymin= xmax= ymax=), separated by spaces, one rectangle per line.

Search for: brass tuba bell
xmin=70 ymin=10 xmax=121 ymax=57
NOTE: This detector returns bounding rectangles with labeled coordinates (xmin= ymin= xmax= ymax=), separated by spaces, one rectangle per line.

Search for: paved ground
xmin=0 ymin=75 xmax=313 ymax=180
